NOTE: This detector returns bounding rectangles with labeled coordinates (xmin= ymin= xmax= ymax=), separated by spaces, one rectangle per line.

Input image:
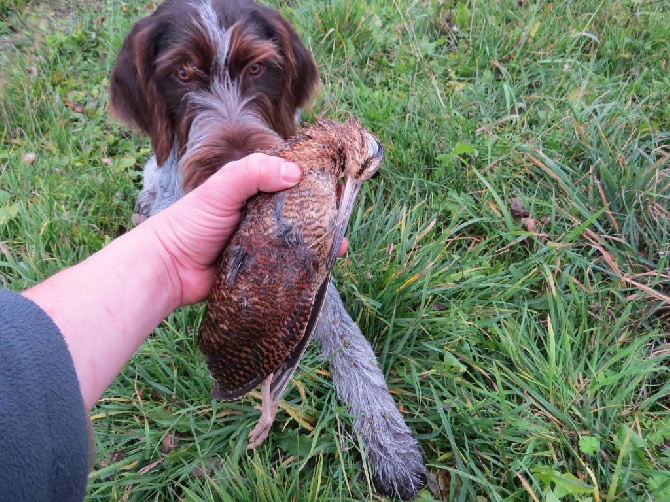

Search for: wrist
xmin=135 ymin=219 xmax=186 ymax=312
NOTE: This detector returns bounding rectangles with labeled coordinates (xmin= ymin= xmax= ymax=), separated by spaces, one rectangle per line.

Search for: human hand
xmin=144 ymin=153 xmax=302 ymax=306
xmin=146 ymin=153 xmax=347 ymax=307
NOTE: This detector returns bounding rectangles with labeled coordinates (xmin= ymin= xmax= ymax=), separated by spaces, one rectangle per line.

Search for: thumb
xmin=198 ymin=153 xmax=302 ymax=213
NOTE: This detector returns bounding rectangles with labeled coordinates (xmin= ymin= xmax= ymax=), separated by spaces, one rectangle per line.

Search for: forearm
xmin=23 ymin=221 xmax=179 ymax=410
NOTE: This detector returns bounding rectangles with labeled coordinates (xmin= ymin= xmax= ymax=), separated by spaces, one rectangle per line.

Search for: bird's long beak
xmin=327 ymin=176 xmax=363 ymax=269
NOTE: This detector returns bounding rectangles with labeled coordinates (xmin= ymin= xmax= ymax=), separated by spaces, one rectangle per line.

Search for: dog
xmin=110 ymin=0 xmax=318 ymax=217
xmin=110 ymin=0 xmax=426 ymax=498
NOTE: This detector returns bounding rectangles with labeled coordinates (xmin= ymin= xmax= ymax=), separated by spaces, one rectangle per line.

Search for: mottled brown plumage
xmin=198 ymin=118 xmax=383 ymax=447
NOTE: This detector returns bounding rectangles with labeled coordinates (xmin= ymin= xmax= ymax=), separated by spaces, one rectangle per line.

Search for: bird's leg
xmin=247 ymin=373 xmax=278 ymax=449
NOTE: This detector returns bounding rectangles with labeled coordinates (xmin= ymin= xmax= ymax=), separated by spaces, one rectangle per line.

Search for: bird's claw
xmin=247 ymin=419 xmax=272 ymax=449
xmin=247 ymin=375 xmax=279 ymax=450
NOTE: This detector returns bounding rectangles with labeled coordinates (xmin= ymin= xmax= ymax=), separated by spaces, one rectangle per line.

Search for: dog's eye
xmin=247 ymin=62 xmax=263 ymax=76
xmin=176 ymin=67 xmax=193 ymax=82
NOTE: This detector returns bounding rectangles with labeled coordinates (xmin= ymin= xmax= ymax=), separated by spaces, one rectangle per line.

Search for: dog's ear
xmin=267 ymin=11 xmax=320 ymax=137
xmin=110 ymin=17 xmax=174 ymax=166
xmin=282 ymin=19 xmax=319 ymax=110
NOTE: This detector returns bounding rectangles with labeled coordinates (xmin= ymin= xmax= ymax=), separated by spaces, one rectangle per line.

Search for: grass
xmin=1 ymin=0 xmax=669 ymax=500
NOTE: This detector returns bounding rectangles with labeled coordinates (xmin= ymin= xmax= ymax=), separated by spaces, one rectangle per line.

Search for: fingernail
xmin=281 ymin=162 xmax=302 ymax=183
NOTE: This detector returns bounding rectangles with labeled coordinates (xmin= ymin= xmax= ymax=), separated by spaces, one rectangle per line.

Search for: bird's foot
xmin=247 ymin=374 xmax=279 ymax=449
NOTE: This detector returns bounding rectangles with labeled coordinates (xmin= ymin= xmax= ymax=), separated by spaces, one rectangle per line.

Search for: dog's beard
xmin=179 ymin=80 xmax=283 ymax=192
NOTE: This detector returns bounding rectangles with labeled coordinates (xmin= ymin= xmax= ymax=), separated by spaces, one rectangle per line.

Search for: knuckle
xmin=244 ymin=153 xmax=268 ymax=178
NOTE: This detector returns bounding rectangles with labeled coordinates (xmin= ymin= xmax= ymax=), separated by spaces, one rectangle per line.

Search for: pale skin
xmin=22 ymin=153 xmax=347 ymax=410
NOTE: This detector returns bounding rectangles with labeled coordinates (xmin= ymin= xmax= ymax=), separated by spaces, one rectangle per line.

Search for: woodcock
xmin=198 ymin=118 xmax=383 ymax=448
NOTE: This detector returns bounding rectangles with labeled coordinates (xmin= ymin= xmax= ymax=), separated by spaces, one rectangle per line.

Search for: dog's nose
xmin=216 ymin=129 xmax=283 ymax=170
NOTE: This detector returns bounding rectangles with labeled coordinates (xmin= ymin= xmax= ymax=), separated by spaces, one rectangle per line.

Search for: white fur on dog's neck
xmin=134 ymin=148 xmax=183 ymax=218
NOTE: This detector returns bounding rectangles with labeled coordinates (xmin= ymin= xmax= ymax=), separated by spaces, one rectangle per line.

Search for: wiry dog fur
xmin=110 ymin=0 xmax=426 ymax=498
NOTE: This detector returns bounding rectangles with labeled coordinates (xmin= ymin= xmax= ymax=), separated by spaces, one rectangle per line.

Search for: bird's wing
xmin=198 ymin=234 xmax=322 ymax=401
xmin=269 ymin=272 xmax=332 ymax=402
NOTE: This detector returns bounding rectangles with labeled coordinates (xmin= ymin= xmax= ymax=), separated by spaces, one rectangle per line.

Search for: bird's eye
xmin=247 ymin=62 xmax=263 ymax=76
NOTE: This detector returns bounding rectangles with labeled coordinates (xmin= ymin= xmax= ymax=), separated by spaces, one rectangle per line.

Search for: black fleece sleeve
xmin=0 ymin=289 xmax=90 ymax=501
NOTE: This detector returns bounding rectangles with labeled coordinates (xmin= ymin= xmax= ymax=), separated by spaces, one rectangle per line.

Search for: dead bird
xmin=197 ymin=117 xmax=383 ymax=448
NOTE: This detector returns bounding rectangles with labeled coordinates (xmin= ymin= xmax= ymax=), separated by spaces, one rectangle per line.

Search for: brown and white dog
xmin=110 ymin=0 xmax=425 ymax=499
xmin=111 ymin=0 xmax=318 ymax=217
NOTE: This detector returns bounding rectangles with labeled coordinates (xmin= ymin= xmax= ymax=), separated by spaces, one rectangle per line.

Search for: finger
xmin=338 ymin=237 xmax=348 ymax=256
xmin=201 ymin=153 xmax=302 ymax=211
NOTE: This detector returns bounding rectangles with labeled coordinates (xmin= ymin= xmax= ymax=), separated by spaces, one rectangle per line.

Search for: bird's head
xmin=322 ymin=117 xmax=383 ymax=268
xmin=338 ymin=116 xmax=384 ymax=182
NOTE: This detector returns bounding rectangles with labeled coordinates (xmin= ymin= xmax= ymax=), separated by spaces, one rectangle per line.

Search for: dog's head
xmin=110 ymin=0 xmax=319 ymax=191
